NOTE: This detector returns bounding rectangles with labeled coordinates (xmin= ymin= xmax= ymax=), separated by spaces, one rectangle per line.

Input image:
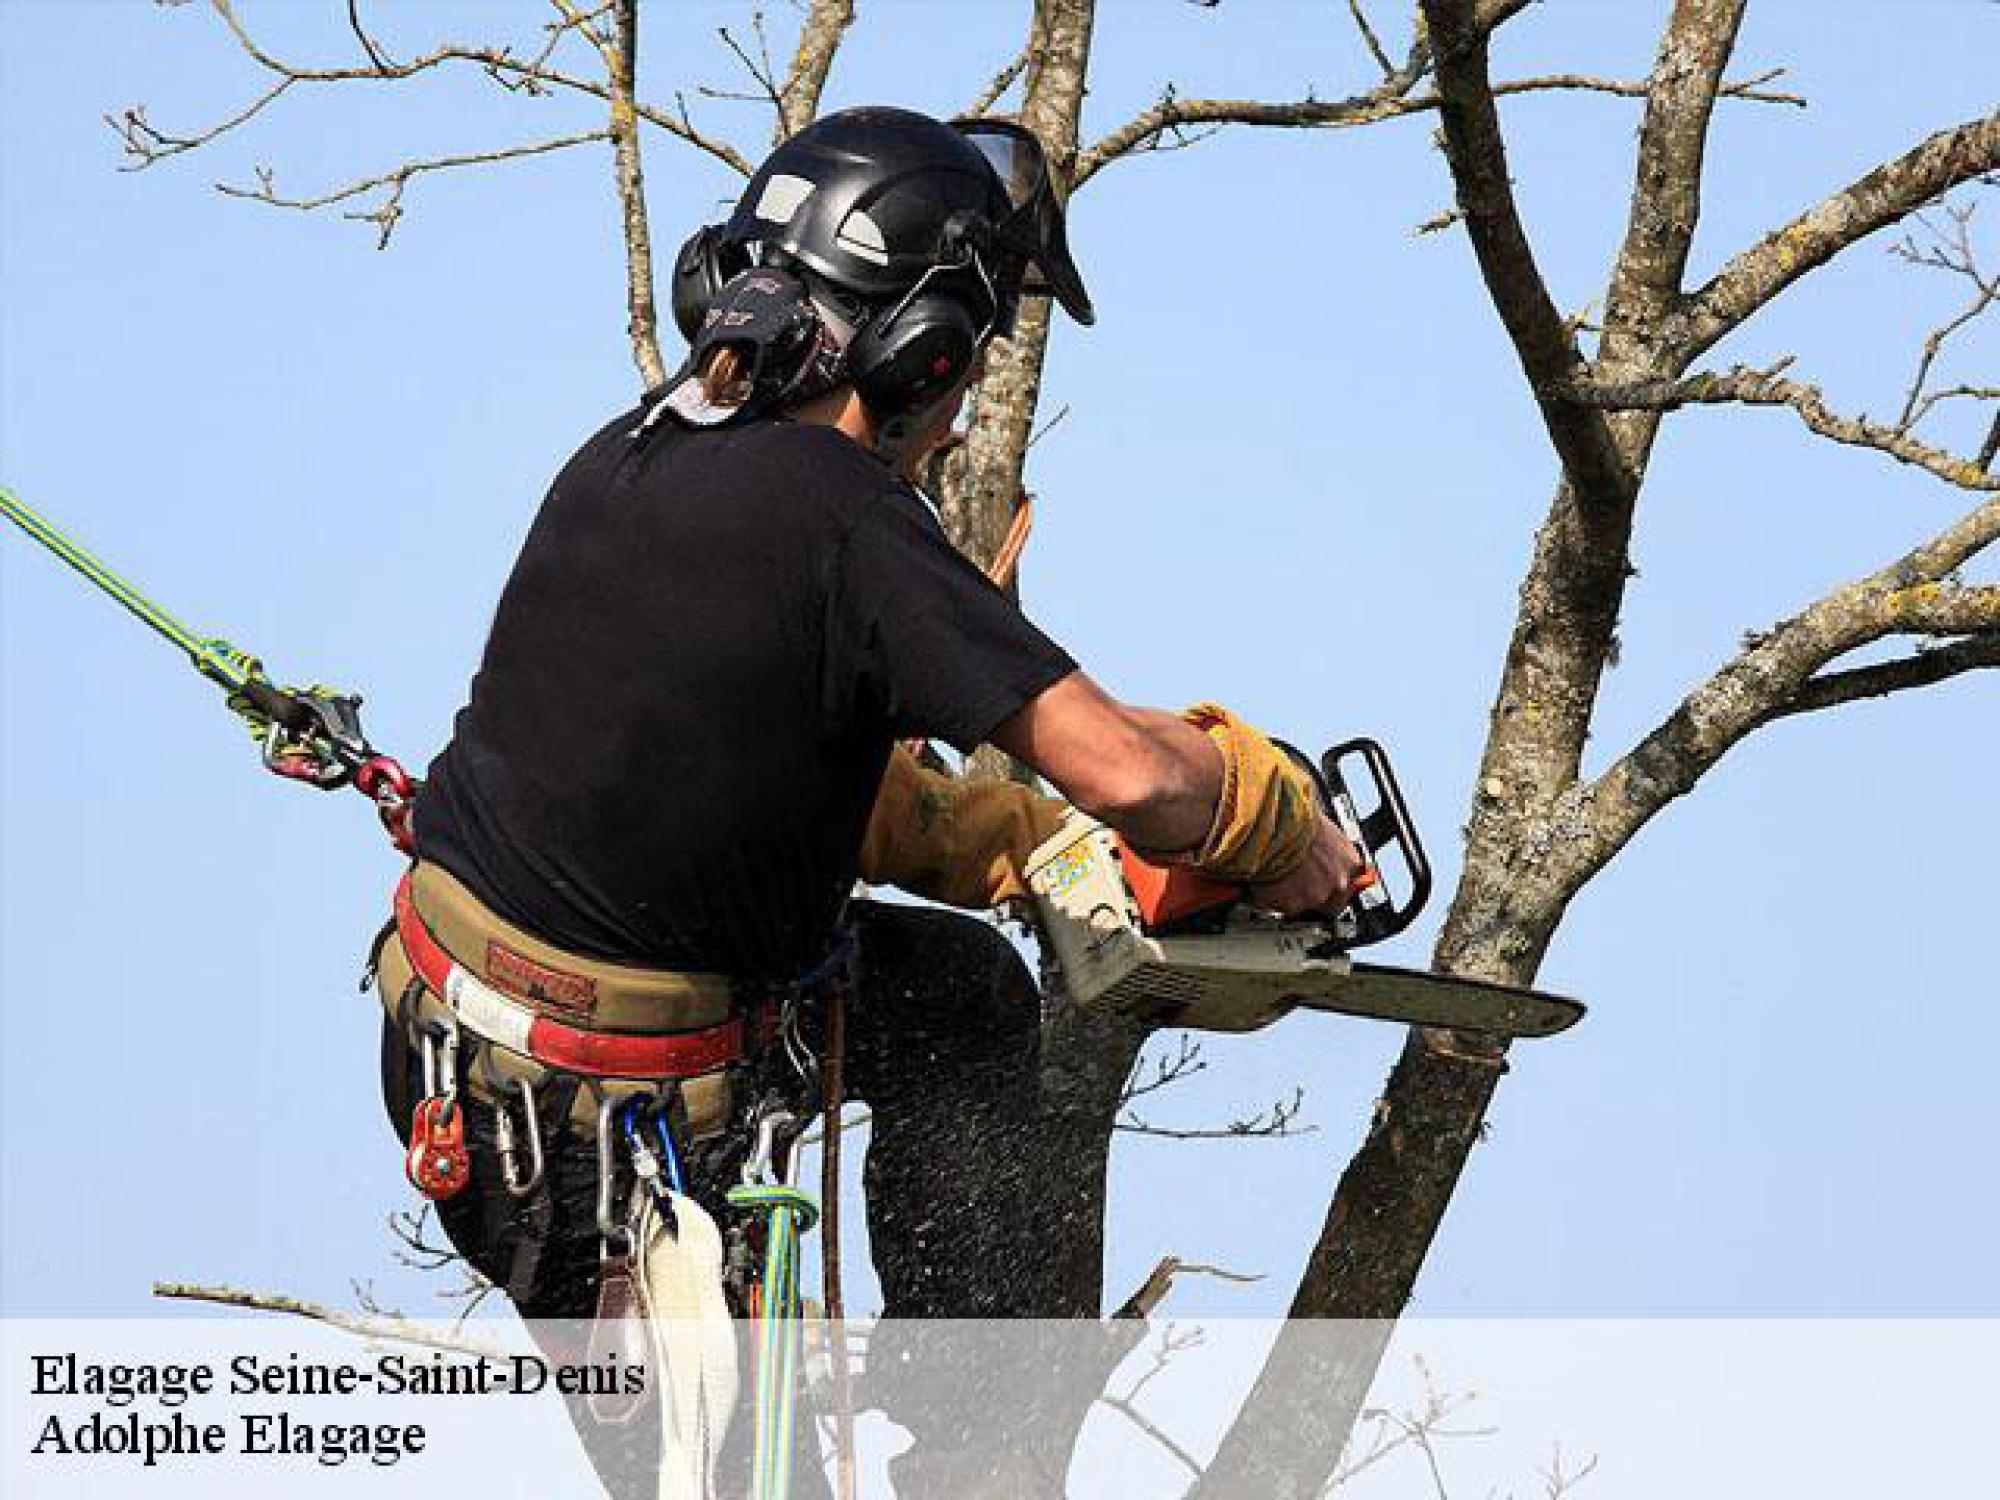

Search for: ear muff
xmin=845 ymin=291 xmax=982 ymax=424
xmin=670 ymin=226 xmax=753 ymax=344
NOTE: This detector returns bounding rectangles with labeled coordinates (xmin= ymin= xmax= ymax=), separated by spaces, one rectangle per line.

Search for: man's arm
xmin=989 ymin=670 xmax=1364 ymax=917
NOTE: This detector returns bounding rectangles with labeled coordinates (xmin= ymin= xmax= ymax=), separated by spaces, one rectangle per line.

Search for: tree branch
xmin=777 ymin=0 xmax=855 ymax=138
xmin=1098 ymin=1394 xmax=1205 ymax=1478
xmin=1771 ymin=633 xmax=2000 ymax=720
xmin=1112 ymin=1257 xmax=1263 ymax=1321
xmin=215 ymin=131 xmax=611 ymax=249
xmin=1118 ymin=1032 xmax=1207 ymax=1105
xmin=1418 ymin=0 xmax=1635 ymax=509
xmin=1072 ymin=20 xmax=1432 ymax=189
xmin=1554 ymin=577 xmax=2000 ymax=891
xmin=965 ymin=47 xmax=1034 ymax=118
xmin=131 ymin=1 xmax=752 ymax=177
xmin=606 ymin=0 xmax=664 ymax=386
xmin=1890 ymin=203 xmax=1999 ymax=432
xmin=1073 ymin=54 xmax=1802 ymax=191
xmin=1567 ymin=363 xmax=2000 ymax=492
xmin=153 ymin=1281 xmax=515 ymax=1363
xmin=1678 ymin=107 xmax=2000 ymax=358
xmin=1346 ymin=0 xmax=1396 ymax=79
xmin=1117 ymin=1086 xmax=1315 ymax=1141
xmin=345 ymin=0 xmax=393 ymax=72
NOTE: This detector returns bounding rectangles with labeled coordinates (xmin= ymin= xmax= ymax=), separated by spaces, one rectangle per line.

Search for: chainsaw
xmin=1023 ymin=739 xmax=1583 ymax=1040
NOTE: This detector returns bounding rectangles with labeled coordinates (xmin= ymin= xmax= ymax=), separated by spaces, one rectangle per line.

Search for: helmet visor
xmin=953 ymin=119 xmax=1095 ymax=327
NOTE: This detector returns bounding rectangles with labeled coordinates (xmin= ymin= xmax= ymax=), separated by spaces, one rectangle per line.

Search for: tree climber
xmin=367 ymin=105 xmax=1364 ymax=1496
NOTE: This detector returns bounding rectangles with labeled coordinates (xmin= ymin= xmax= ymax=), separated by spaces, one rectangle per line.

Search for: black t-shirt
xmin=414 ymin=407 xmax=1076 ymax=978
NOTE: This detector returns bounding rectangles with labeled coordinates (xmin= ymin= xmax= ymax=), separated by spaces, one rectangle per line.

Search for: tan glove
xmin=1172 ymin=703 xmax=1321 ymax=885
xmin=859 ymin=744 xmax=1069 ymax=909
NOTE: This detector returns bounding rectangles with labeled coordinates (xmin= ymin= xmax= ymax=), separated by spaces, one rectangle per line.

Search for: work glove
xmin=859 ymin=744 xmax=1069 ymax=909
xmin=1169 ymin=703 xmax=1321 ymax=885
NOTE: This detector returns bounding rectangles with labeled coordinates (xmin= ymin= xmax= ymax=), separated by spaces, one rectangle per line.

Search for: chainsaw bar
xmin=1281 ymin=961 xmax=1583 ymax=1039
xmin=1026 ymin=812 xmax=1585 ymax=1043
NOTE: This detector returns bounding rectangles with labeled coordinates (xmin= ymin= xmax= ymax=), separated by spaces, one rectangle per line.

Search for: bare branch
xmin=966 ymin=47 xmax=1034 ymax=119
xmin=1113 ymin=1257 xmax=1264 ymax=1320
xmin=216 ymin=131 xmax=609 ymax=249
xmin=1326 ymin=1357 xmax=1495 ymax=1495
xmin=547 ymin=0 xmax=614 ymax=64
xmin=1567 ymin=363 xmax=2000 ymax=492
xmin=107 ymin=82 xmax=295 ymax=169
xmin=136 ymin=1 xmax=752 ymax=177
xmin=1907 ymin=385 xmax=2000 ymax=432
xmin=712 ymin=20 xmax=786 ymax=123
xmin=1097 ymin=1394 xmax=1206 ymax=1479
xmin=777 ymin=0 xmax=855 ymax=138
xmin=1120 ymin=1033 xmax=1208 ymax=1105
xmin=1118 ymin=1085 xmax=1316 ymax=1141
xmin=1419 ymin=0 xmax=1634 ymax=508
xmin=607 ymin=0 xmax=664 ymax=385
xmin=1073 ymin=22 xmax=1431 ymax=189
xmin=1891 ymin=204 xmax=1999 ymax=431
xmin=345 ymin=0 xmax=393 ymax=71
xmin=153 ymin=1282 xmax=515 ymax=1363
xmin=1072 ymin=67 xmax=1797 ymax=190
xmin=1556 ymin=579 xmax=2000 ymax=892
xmin=386 ymin=1204 xmax=463 ymax=1273
xmin=1770 ymin=634 xmax=2000 ymax=720
xmin=1679 ymin=107 xmax=2000 ymax=359
xmin=1116 ymin=1321 xmax=1207 ymax=1401
xmin=1539 ymin=1442 xmax=1602 ymax=1499
xmin=1346 ymin=0 xmax=1397 ymax=79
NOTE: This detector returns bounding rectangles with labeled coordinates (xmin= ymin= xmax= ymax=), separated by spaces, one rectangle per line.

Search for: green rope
xmin=0 ymin=481 xmax=378 ymax=770
xmin=727 ymin=1182 xmax=820 ymax=1500
xmin=1 ymin=484 xmax=262 ymax=693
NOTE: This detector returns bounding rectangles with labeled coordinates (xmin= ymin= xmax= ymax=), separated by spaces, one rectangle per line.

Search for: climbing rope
xmin=726 ymin=1180 xmax=820 ymax=1500
xmin=1 ymin=484 xmax=416 ymax=851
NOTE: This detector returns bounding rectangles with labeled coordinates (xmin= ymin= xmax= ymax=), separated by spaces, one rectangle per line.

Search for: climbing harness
xmin=392 ymin=873 xmax=758 ymax=1081
xmin=0 ymin=484 xmax=418 ymax=852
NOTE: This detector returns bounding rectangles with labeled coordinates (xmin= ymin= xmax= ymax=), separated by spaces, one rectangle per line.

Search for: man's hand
xmin=1247 ymin=812 xmax=1368 ymax=918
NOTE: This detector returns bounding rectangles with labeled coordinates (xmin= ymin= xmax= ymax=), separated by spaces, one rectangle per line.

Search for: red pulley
xmin=406 ymin=1096 xmax=471 ymax=1200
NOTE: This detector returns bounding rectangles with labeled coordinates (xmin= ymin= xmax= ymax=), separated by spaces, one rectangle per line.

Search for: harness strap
xmin=394 ymin=874 xmax=748 ymax=1079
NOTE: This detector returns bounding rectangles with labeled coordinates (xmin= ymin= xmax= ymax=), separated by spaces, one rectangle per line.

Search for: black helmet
xmin=662 ymin=107 xmax=1091 ymax=433
xmin=686 ymin=106 xmax=1092 ymax=336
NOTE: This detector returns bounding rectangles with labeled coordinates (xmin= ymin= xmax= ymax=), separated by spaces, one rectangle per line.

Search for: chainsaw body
xmin=1023 ymin=740 xmax=1583 ymax=1040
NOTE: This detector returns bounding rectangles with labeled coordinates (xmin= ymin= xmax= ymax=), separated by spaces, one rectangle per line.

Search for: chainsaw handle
xmin=1321 ymin=737 xmax=1431 ymax=947
xmin=1116 ymin=738 xmax=1432 ymax=945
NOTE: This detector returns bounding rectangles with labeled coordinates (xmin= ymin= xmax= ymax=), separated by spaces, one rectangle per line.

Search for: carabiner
xmin=595 ymin=1093 xmax=634 ymax=1255
xmin=618 ymin=1093 xmax=687 ymax=1199
xmin=495 ymin=1076 xmax=545 ymax=1199
xmin=741 ymin=1106 xmax=798 ymax=1188
xmin=419 ymin=1020 xmax=461 ymax=1123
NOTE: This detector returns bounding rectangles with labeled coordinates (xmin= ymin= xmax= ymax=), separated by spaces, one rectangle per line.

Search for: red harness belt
xmin=393 ymin=873 xmax=747 ymax=1078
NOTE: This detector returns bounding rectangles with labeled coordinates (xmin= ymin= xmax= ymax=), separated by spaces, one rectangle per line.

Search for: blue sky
xmin=2 ymin=1 xmax=1994 ymax=1322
